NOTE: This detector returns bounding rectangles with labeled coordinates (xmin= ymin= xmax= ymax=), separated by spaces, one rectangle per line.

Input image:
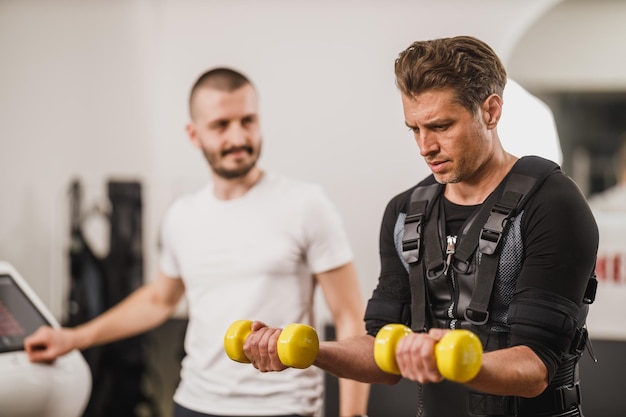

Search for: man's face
xmin=402 ymin=88 xmax=494 ymax=185
xmin=187 ymin=84 xmax=262 ymax=179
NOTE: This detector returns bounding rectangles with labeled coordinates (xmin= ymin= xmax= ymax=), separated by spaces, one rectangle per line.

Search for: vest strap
xmin=401 ymin=201 xmax=427 ymax=265
xmin=465 ymin=191 xmax=523 ymax=325
xmin=401 ymin=183 xmax=440 ymax=265
xmin=466 ymin=158 xmax=559 ymax=327
xmin=401 ymin=182 xmax=441 ymax=331
xmin=479 ymin=190 xmax=523 ymax=255
xmin=468 ymin=392 xmax=518 ymax=416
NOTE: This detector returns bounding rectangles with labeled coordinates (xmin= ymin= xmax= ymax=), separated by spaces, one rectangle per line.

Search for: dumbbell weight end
xmin=224 ymin=320 xmax=319 ymax=369
xmin=374 ymin=324 xmax=483 ymax=383
xmin=434 ymin=329 xmax=482 ymax=383
xmin=224 ymin=319 xmax=253 ymax=363
xmin=277 ymin=323 xmax=319 ymax=369
xmin=373 ymin=323 xmax=412 ymax=375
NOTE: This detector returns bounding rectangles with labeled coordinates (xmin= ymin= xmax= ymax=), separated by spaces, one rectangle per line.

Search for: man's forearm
xmin=72 ymin=285 xmax=174 ymax=349
xmin=316 ymin=336 xmax=400 ymax=385
xmin=466 ymin=345 xmax=549 ymax=398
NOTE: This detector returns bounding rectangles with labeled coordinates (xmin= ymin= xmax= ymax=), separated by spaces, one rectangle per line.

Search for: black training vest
xmin=399 ymin=156 xmax=595 ymax=417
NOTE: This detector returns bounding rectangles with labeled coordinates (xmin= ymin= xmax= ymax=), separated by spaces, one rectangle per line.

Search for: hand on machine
xmin=374 ymin=324 xmax=483 ymax=383
xmin=224 ymin=320 xmax=319 ymax=369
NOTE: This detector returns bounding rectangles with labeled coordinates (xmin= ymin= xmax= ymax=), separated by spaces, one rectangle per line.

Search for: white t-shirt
xmin=159 ymin=172 xmax=353 ymax=416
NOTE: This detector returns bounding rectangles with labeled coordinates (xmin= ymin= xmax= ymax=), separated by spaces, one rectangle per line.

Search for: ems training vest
xmin=399 ymin=156 xmax=596 ymax=417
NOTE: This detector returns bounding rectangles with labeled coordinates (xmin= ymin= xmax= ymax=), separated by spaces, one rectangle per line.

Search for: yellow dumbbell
xmin=223 ymin=320 xmax=319 ymax=369
xmin=374 ymin=324 xmax=482 ymax=383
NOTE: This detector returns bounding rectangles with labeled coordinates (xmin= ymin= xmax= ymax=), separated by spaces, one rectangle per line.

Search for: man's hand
xmin=395 ymin=328 xmax=448 ymax=384
xmin=242 ymin=321 xmax=288 ymax=372
xmin=24 ymin=325 xmax=76 ymax=364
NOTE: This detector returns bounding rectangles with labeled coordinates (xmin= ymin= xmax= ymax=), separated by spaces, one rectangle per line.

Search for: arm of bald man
xmin=316 ymin=262 xmax=370 ymax=417
xmin=24 ymin=271 xmax=185 ymax=363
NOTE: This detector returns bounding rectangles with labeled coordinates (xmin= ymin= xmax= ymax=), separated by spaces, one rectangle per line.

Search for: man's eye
xmin=241 ymin=116 xmax=257 ymax=127
xmin=211 ymin=121 xmax=228 ymax=130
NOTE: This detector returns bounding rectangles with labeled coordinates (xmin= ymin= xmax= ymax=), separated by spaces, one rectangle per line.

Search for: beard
xmin=203 ymin=142 xmax=262 ymax=180
xmin=433 ymin=172 xmax=461 ymax=185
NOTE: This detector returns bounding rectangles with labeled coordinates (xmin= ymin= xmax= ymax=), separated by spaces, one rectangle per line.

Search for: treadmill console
xmin=0 ymin=261 xmax=91 ymax=417
xmin=0 ymin=273 xmax=52 ymax=353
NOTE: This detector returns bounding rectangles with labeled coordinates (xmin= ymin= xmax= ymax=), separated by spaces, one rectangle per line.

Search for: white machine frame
xmin=0 ymin=261 xmax=92 ymax=417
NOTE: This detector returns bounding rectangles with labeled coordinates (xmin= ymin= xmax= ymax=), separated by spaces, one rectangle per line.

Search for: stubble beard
xmin=204 ymin=143 xmax=262 ymax=180
xmin=433 ymin=168 xmax=462 ymax=185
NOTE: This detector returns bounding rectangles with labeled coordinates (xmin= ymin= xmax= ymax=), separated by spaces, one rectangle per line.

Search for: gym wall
xmin=2 ymin=1 xmax=626 ymax=416
xmin=0 ymin=0 xmax=559 ymax=321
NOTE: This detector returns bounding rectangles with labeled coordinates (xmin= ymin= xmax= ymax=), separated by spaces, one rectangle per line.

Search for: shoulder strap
xmin=401 ymin=177 xmax=443 ymax=331
xmin=465 ymin=156 xmax=559 ymax=326
xmin=401 ymin=179 xmax=442 ymax=265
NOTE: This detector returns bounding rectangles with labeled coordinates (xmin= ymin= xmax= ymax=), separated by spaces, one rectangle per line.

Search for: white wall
xmin=509 ymin=0 xmax=626 ymax=91
xmin=0 ymin=0 xmax=560 ymax=321
xmin=508 ymin=0 xmax=626 ymax=343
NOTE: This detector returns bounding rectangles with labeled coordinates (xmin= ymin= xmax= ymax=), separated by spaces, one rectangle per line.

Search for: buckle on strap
xmin=529 ymin=382 xmax=582 ymax=414
xmin=479 ymin=191 xmax=522 ymax=255
xmin=571 ymin=327 xmax=588 ymax=354
xmin=402 ymin=213 xmax=423 ymax=264
xmin=464 ymin=307 xmax=490 ymax=326
xmin=479 ymin=207 xmax=510 ymax=255
xmin=583 ymin=273 xmax=598 ymax=304
xmin=556 ymin=383 xmax=582 ymax=411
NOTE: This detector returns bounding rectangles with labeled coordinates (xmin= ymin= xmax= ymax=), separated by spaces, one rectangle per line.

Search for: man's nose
xmin=226 ymin=122 xmax=248 ymax=145
xmin=417 ymin=131 xmax=438 ymax=157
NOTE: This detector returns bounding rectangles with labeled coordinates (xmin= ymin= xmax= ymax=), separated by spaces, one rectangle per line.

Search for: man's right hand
xmin=24 ymin=325 xmax=77 ymax=364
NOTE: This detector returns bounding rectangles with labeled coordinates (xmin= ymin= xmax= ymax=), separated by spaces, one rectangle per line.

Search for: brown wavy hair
xmin=394 ymin=36 xmax=507 ymax=114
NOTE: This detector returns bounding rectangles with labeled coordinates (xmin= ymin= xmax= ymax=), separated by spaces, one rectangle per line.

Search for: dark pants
xmin=173 ymin=402 xmax=307 ymax=417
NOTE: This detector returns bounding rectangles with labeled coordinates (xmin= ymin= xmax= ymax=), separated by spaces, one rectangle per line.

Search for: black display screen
xmin=0 ymin=274 xmax=51 ymax=353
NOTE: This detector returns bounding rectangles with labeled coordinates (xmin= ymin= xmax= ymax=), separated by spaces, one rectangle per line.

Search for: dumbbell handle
xmin=224 ymin=320 xmax=319 ymax=369
xmin=374 ymin=324 xmax=482 ymax=383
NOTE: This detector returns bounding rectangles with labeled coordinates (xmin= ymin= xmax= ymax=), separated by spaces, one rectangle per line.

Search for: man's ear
xmin=186 ymin=123 xmax=201 ymax=149
xmin=482 ymin=94 xmax=503 ymax=128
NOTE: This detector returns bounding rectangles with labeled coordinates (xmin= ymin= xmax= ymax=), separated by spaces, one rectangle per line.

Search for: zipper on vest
xmin=443 ymin=235 xmax=456 ymax=275
xmin=445 ymin=235 xmax=458 ymax=328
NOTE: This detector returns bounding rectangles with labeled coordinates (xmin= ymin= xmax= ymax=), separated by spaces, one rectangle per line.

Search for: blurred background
xmin=1 ymin=0 xmax=625 ymax=416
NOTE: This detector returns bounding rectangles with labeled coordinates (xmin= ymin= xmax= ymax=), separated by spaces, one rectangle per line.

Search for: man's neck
xmin=212 ymin=168 xmax=264 ymax=201
xmin=445 ymin=152 xmax=518 ymax=206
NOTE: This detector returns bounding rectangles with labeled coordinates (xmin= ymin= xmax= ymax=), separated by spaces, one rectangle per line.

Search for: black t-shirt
xmin=366 ymin=164 xmax=598 ymax=379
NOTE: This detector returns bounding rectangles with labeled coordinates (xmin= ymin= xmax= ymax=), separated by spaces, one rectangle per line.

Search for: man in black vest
xmin=244 ymin=36 xmax=598 ymax=417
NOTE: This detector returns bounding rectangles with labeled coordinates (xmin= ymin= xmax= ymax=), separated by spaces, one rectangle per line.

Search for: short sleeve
xmin=158 ymin=202 xmax=181 ymax=278
xmin=299 ymin=187 xmax=353 ymax=274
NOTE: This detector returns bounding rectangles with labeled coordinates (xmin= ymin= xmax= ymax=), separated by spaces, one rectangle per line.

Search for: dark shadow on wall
xmin=535 ymin=91 xmax=626 ymax=197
